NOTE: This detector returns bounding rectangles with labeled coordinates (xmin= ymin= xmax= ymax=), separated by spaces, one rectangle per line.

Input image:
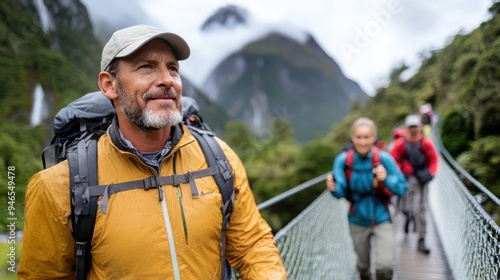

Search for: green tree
xmin=222 ymin=120 xmax=257 ymax=164
xmin=440 ymin=109 xmax=474 ymax=157
xmin=0 ymin=124 xmax=45 ymax=231
xmin=456 ymin=136 xmax=500 ymax=223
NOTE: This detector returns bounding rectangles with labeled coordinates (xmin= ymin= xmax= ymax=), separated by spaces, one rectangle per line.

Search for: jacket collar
xmin=108 ymin=116 xmax=184 ymax=153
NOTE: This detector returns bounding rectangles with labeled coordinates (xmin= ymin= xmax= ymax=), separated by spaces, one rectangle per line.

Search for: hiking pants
xmin=401 ymin=175 xmax=429 ymax=240
xmin=350 ymin=222 xmax=394 ymax=280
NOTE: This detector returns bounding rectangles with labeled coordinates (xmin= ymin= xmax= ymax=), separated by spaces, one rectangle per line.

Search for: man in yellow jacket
xmin=18 ymin=24 xmax=286 ymax=280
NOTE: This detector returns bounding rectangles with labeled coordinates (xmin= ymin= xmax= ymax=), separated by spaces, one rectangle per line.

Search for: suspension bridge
xmin=247 ymin=129 xmax=500 ymax=280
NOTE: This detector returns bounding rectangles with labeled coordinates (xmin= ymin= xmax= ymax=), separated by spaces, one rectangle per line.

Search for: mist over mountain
xmin=199 ymin=5 xmax=367 ymax=142
xmin=14 ymin=1 xmax=368 ymax=143
xmin=80 ymin=0 xmax=164 ymax=43
xmin=203 ymin=31 xmax=367 ymax=142
xmin=78 ymin=3 xmax=368 ymax=142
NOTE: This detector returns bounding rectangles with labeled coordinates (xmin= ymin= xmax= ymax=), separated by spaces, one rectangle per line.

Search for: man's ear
xmin=98 ymin=71 xmax=118 ymax=100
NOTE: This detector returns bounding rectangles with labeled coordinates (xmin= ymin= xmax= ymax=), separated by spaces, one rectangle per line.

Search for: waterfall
xmin=34 ymin=0 xmax=55 ymax=33
xmin=30 ymin=84 xmax=45 ymax=127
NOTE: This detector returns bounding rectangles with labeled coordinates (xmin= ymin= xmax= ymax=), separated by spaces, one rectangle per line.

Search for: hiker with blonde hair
xmin=326 ymin=117 xmax=407 ymax=280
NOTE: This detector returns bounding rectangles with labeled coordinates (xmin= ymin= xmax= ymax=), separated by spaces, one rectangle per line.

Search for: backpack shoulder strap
xmin=370 ymin=147 xmax=394 ymax=200
xmin=187 ymin=126 xmax=234 ymax=280
xmin=402 ymin=137 xmax=414 ymax=162
xmin=344 ymin=149 xmax=354 ymax=180
xmin=370 ymin=147 xmax=384 ymax=188
xmin=371 ymin=147 xmax=381 ymax=166
xmin=188 ymin=127 xmax=234 ymax=205
xmin=69 ymin=120 xmax=99 ymax=280
xmin=402 ymin=137 xmax=409 ymax=158
xmin=344 ymin=149 xmax=355 ymax=214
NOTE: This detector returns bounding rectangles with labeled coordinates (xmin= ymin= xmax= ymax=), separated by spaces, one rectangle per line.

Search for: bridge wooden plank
xmin=393 ymin=211 xmax=454 ymax=280
xmin=352 ymin=209 xmax=453 ymax=280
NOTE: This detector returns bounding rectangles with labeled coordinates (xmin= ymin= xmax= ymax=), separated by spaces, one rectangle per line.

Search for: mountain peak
xmin=201 ymin=5 xmax=249 ymax=32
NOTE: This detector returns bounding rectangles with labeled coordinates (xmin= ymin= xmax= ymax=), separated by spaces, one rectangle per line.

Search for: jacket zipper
xmin=159 ymin=185 xmax=181 ymax=280
xmin=117 ymin=144 xmax=184 ymax=278
xmin=172 ymin=153 xmax=189 ymax=244
xmin=147 ymin=152 xmax=181 ymax=280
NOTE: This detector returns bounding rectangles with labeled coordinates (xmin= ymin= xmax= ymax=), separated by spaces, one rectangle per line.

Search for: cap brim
xmin=406 ymin=122 xmax=420 ymax=127
xmin=116 ymin=33 xmax=190 ymax=61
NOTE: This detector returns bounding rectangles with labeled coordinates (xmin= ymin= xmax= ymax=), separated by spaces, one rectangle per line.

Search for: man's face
xmin=407 ymin=125 xmax=421 ymax=137
xmin=114 ymin=38 xmax=183 ymax=131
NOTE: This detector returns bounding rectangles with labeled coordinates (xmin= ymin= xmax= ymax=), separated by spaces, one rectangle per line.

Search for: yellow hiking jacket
xmin=18 ymin=123 xmax=286 ymax=279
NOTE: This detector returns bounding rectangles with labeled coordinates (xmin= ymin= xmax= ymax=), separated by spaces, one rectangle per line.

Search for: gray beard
xmin=116 ymin=78 xmax=183 ymax=131
xmin=130 ymin=106 xmax=183 ymax=131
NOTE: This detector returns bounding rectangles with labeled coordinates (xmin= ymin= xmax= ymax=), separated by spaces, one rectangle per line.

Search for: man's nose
xmin=157 ymin=67 xmax=174 ymax=88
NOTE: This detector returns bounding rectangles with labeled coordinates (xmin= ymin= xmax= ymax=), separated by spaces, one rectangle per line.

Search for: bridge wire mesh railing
xmin=429 ymin=127 xmax=500 ymax=280
xmin=237 ymin=125 xmax=500 ymax=280
xmin=273 ymin=191 xmax=357 ymax=279
xmin=254 ymin=174 xmax=358 ymax=280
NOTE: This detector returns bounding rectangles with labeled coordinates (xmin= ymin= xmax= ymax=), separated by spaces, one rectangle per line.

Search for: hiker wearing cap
xmin=18 ymin=25 xmax=286 ymax=280
xmin=326 ymin=117 xmax=407 ymax=280
xmin=390 ymin=114 xmax=438 ymax=254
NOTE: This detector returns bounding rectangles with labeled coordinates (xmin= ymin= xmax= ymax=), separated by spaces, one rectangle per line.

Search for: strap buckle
xmin=75 ymin=241 xmax=87 ymax=257
xmin=144 ymin=176 xmax=159 ymax=190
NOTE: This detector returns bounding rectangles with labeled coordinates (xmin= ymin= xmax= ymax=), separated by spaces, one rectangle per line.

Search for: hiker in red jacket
xmin=390 ymin=114 xmax=438 ymax=254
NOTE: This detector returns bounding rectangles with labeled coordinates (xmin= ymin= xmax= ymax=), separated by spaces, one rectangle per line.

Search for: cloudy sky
xmin=83 ymin=0 xmax=493 ymax=96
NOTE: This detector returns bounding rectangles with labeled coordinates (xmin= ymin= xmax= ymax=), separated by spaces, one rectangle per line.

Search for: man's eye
xmin=139 ymin=64 xmax=153 ymax=69
xmin=169 ymin=66 xmax=179 ymax=72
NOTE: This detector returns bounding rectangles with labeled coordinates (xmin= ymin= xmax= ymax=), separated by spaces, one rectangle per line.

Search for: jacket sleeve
xmin=18 ymin=168 xmax=75 ymax=280
xmin=380 ymin=151 xmax=408 ymax=197
xmin=331 ymin=152 xmax=349 ymax=199
xmin=218 ymin=140 xmax=287 ymax=280
xmin=423 ymin=138 xmax=439 ymax=175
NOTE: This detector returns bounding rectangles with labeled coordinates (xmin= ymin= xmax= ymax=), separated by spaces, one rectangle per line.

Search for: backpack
xmin=41 ymin=91 xmax=234 ymax=280
xmin=344 ymin=147 xmax=394 ymax=228
xmin=402 ymin=138 xmax=433 ymax=185
xmin=403 ymin=138 xmax=425 ymax=168
xmin=421 ymin=112 xmax=431 ymax=125
xmin=182 ymin=96 xmax=212 ymax=131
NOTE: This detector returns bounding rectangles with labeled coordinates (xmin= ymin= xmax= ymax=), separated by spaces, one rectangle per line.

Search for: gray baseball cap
xmin=100 ymin=24 xmax=190 ymax=71
xmin=405 ymin=115 xmax=421 ymax=127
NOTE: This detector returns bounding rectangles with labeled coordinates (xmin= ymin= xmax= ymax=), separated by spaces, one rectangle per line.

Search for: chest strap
xmin=83 ymin=165 xmax=220 ymax=214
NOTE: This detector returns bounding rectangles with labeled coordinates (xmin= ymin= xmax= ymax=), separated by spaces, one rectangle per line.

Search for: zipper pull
xmin=158 ymin=185 xmax=164 ymax=201
xmin=176 ymin=185 xmax=182 ymax=198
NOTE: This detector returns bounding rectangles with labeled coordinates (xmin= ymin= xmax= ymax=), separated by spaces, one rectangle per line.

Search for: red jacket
xmin=390 ymin=134 xmax=438 ymax=177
